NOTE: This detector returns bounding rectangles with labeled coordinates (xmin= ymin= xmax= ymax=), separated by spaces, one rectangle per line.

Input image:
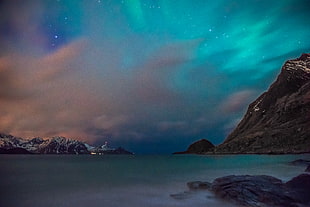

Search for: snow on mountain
xmin=0 ymin=133 xmax=133 ymax=154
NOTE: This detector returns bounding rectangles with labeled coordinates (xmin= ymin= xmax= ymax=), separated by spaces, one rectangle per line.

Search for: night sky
xmin=0 ymin=0 xmax=309 ymax=154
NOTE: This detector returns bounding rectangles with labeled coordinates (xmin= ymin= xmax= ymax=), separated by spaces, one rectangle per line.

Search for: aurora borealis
xmin=0 ymin=0 xmax=309 ymax=153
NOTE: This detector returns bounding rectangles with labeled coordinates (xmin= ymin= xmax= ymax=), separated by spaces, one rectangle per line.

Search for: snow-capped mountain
xmin=37 ymin=136 xmax=89 ymax=154
xmin=85 ymin=141 xmax=133 ymax=155
xmin=0 ymin=133 xmax=133 ymax=154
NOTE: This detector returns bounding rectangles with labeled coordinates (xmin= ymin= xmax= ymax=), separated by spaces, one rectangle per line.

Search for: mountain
xmin=173 ymin=139 xmax=215 ymax=154
xmin=100 ymin=147 xmax=134 ymax=155
xmin=0 ymin=134 xmax=89 ymax=154
xmin=215 ymin=53 xmax=310 ymax=154
xmin=38 ymin=137 xmax=89 ymax=154
xmin=0 ymin=133 xmax=133 ymax=155
xmin=85 ymin=142 xmax=134 ymax=155
xmin=179 ymin=53 xmax=310 ymax=154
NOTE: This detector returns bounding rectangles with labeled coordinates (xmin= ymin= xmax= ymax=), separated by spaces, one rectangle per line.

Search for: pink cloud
xmin=219 ymin=90 xmax=256 ymax=113
xmin=0 ymin=37 xmax=203 ymax=143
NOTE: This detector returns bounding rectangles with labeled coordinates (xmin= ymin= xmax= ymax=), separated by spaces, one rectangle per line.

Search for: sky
xmin=0 ymin=0 xmax=309 ymax=154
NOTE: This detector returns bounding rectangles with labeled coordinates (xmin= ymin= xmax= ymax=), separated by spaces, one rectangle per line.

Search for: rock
xmin=173 ymin=139 xmax=215 ymax=154
xmin=211 ymin=175 xmax=292 ymax=207
xmin=210 ymin=174 xmax=310 ymax=207
xmin=170 ymin=191 xmax=193 ymax=200
xmin=290 ymin=160 xmax=310 ymax=172
xmin=214 ymin=53 xmax=310 ymax=154
xmin=170 ymin=181 xmax=211 ymax=200
xmin=289 ymin=159 xmax=310 ymax=166
xmin=286 ymin=174 xmax=310 ymax=204
xmin=187 ymin=181 xmax=211 ymax=190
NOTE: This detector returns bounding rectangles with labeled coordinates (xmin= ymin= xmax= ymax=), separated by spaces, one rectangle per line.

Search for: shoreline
xmin=173 ymin=151 xmax=310 ymax=155
xmin=171 ymin=158 xmax=310 ymax=207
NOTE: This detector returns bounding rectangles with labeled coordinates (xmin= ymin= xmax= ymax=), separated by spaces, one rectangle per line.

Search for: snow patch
xmin=285 ymin=60 xmax=310 ymax=73
xmin=253 ymin=99 xmax=262 ymax=112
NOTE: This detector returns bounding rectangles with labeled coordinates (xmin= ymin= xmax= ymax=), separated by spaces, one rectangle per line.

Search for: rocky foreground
xmin=171 ymin=160 xmax=310 ymax=207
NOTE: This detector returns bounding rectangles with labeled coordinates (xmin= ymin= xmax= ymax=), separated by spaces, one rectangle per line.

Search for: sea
xmin=1 ymin=154 xmax=309 ymax=207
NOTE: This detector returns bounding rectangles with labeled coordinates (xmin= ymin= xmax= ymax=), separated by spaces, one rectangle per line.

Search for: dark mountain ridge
xmin=179 ymin=53 xmax=310 ymax=154
xmin=0 ymin=133 xmax=133 ymax=155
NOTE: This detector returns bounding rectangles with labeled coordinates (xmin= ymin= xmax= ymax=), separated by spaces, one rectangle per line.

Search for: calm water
xmin=1 ymin=154 xmax=309 ymax=207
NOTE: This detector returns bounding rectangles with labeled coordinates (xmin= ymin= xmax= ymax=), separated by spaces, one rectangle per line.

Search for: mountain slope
xmin=38 ymin=136 xmax=89 ymax=154
xmin=215 ymin=53 xmax=310 ymax=153
xmin=0 ymin=133 xmax=133 ymax=154
xmin=0 ymin=134 xmax=89 ymax=154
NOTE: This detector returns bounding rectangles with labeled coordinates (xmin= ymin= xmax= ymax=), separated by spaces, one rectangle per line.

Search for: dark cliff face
xmin=215 ymin=53 xmax=310 ymax=154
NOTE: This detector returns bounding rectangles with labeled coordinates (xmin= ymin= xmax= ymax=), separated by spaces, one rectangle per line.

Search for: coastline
xmin=1 ymin=154 xmax=310 ymax=207
xmin=171 ymin=157 xmax=310 ymax=207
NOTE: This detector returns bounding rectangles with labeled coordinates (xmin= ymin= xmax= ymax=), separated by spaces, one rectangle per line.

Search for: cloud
xmin=0 ymin=0 xmax=49 ymax=55
xmin=223 ymin=117 xmax=242 ymax=136
xmin=218 ymin=90 xmax=257 ymax=114
xmin=0 ymin=57 xmax=21 ymax=100
xmin=92 ymin=115 xmax=128 ymax=131
xmin=131 ymin=39 xmax=203 ymax=104
xmin=0 ymin=36 xmax=206 ymax=144
xmin=0 ymin=39 xmax=95 ymax=139
xmin=157 ymin=121 xmax=188 ymax=131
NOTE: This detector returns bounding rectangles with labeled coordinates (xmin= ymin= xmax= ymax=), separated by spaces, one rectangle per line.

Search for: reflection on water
xmin=0 ymin=154 xmax=309 ymax=207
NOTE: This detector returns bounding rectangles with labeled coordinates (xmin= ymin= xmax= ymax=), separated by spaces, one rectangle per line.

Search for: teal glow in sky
xmin=0 ymin=0 xmax=309 ymax=153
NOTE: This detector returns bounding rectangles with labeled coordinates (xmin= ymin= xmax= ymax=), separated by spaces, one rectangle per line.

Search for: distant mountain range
xmin=176 ymin=53 xmax=310 ymax=154
xmin=0 ymin=133 xmax=133 ymax=155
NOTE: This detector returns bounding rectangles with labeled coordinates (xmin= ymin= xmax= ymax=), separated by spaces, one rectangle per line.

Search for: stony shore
xmin=171 ymin=159 xmax=310 ymax=207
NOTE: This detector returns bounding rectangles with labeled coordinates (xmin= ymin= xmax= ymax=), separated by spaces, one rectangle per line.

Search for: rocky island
xmin=173 ymin=139 xmax=215 ymax=154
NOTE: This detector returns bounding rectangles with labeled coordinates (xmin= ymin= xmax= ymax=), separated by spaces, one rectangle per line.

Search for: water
xmin=1 ymin=154 xmax=309 ymax=207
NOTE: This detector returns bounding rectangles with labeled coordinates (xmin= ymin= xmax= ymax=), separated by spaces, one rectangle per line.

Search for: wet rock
xmin=285 ymin=174 xmax=310 ymax=204
xmin=178 ymin=174 xmax=310 ymax=206
xmin=289 ymin=159 xmax=310 ymax=166
xmin=210 ymin=174 xmax=310 ymax=207
xmin=212 ymin=175 xmax=297 ymax=207
xmin=171 ymin=181 xmax=211 ymax=200
xmin=170 ymin=191 xmax=192 ymax=200
xmin=187 ymin=181 xmax=211 ymax=190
